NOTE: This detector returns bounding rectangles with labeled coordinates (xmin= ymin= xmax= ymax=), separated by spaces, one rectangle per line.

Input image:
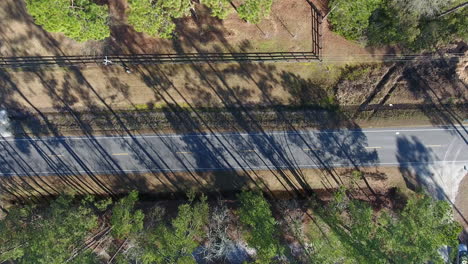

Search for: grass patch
xmin=339 ymin=63 xmax=379 ymax=81
xmin=132 ymin=102 xmax=191 ymax=111
xmin=9 ymin=103 xmax=467 ymax=138
xmin=254 ymin=40 xmax=287 ymax=52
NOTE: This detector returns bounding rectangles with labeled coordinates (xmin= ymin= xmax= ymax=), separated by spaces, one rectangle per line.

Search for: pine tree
xmin=237 ymin=0 xmax=273 ymax=24
xmin=25 ymin=0 xmax=110 ymax=42
xmin=141 ymin=192 xmax=209 ymax=264
xmin=237 ymin=191 xmax=284 ymax=263
xmin=127 ymin=0 xmax=192 ymax=38
xmin=110 ymin=190 xmax=144 ymax=240
xmin=201 ymin=0 xmax=231 ymax=19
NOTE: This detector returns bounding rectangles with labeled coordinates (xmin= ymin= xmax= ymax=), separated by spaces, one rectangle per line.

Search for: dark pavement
xmin=0 ymin=126 xmax=467 ymax=177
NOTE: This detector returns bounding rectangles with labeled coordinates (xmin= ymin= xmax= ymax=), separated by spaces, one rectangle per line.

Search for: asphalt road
xmin=0 ymin=126 xmax=467 ymax=177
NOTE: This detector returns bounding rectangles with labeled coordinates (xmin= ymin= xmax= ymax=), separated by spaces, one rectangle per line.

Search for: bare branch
xmin=107 ymin=238 xmax=128 ymax=264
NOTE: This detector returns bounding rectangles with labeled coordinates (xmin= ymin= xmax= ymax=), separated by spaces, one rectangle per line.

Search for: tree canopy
xmin=237 ymin=0 xmax=274 ymax=24
xmin=140 ymin=192 xmax=209 ymax=264
xmin=127 ymin=0 xmax=272 ymax=38
xmin=0 ymin=195 xmax=98 ymax=264
xmin=127 ymin=0 xmax=191 ymax=38
xmin=238 ymin=191 xmax=284 ymax=263
xmin=25 ymin=0 xmax=110 ymax=42
xmin=308 ymin=192 xmax=462 ymax=264
xmin=110 ymin=190 xmax=144 ymax=240
xmin=328 ymin=0 xmax=383 ymax=41
xmin=26 ymin=0 xmax=273 ymax=40
xmin=201 ymin=0 xmax=231 ymax=19
xmin=328 ymin=0 xmax=467 ymax=50
xmin=0 ymin=188 xmax=461 ymax=263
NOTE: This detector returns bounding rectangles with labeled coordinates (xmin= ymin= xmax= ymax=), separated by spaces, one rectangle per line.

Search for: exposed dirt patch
xmin=0 ymin=0 xmax=312 ymax=56
xmin=456 ymin=50 xmax=468 ymax=83
xmin=0 ymin=63 xmax=339 ymax=112
xmin=334 ymin=47 xmax=468 ymax=108
xmin=0 ymin=0 xmax=399 ymax=63
xmin=0 ymin=166 xmax=406 ymax=204
xmin=3 ymin=46 xmax=466 ymax=115
xmin=1 ymin=50 xmax=467 ymax=138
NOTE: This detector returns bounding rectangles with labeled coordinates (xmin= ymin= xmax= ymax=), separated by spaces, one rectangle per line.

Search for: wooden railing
xmin=0 ymin=52 xmax=320 ymax=68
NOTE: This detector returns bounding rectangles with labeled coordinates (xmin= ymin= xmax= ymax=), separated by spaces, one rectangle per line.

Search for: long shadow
xmin=2 ymin=59 xmax=383 ymax=206
xmin=0 ymin=70 xmax=122 ymax=198
xmin=128 ymin=53 xmax=382 ymax=203
xmin=396 ymin=135 xmax=468 ymax=226
xmin=66 ymin=67 xmax=207 ymax=194
xmin=187 ymin=63 xmax=315 ymax=197
xmin=136 ymin=63 xmax=303 ymax=197
xmin=135 ymin=66 xmax=279 ymax=196
xmin=404 ymin=66 xmax=468 ymax=145
xmin=2 ymin=56 xmax=384 ymax=264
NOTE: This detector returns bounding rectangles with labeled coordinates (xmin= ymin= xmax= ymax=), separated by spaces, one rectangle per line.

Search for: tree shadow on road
xmin=403 ymin=64 xmax=468 ymax=145
xmin=396 ymin=135 xmax=468 ymax=226
xmin=0 ymin=46 xmax=388 ymax=211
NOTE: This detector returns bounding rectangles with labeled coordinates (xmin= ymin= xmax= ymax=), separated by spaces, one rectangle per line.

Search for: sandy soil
xmin=0 ymin=0 xmax=312 ymax=56
xmin=0 ymin=0 xmax=394 ymax=63
xmin=1 ymin=54 xmax=466 ymax=119
xmin=0 ymin=63 xmax=341 ymax=112
xmin=0 ymin=166 xmax=406 ymax=203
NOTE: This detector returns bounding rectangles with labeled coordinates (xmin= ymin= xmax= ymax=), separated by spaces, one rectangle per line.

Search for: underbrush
xmin=0 ymin=186 xmax=461 ymax=263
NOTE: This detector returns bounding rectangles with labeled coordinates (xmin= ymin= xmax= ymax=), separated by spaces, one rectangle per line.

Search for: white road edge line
xmin=0 ymin=126 xmax=466 ymax=142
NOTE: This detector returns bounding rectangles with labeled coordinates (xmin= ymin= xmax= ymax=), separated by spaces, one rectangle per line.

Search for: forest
xmin=0 ymin=189 xmax=461 ymax=263
xmin=328 ymin=0 xmax=467 ymax=50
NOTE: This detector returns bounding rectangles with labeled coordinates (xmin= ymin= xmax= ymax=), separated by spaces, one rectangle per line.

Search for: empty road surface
xmin=0 ymin=126 xmax=466 ymax=178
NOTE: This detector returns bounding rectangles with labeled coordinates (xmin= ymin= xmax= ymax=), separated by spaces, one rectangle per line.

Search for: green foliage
xmin=382 ymin=194 xmax=461 ymax=263
xmin=329 ymin=0 xmax=466 ymax=50
xmin=25 ymin=0 xmax=110 ymax=42
xmin=328 ymin=0 xmax=383 ymax=41
xmin=71 ymin=251 xmax=101 ymax=264
xmin=127 ymin=0 xmax=191 ymax=38
xmin=110 ymin=190 xmax=144 ymax=240
xmin=307 ymin=212 xmax=354 ymax=264
xmin=411 ymin=6 xmax=468 ymax=50
xmin=141 ymin=193 xmax=209 ymax=264
xmin=341 ymin=65 xmax=373 ymax=81
xmin=201 ymin=0 xmax=231 ymax=19
xmin=237 ymin=191 xmax=283 ymax=263
xmin=237 ymin=0 xmax=273 ymax=24
xmin=82 ymin=194 xmax=113 ymax=212
xmin=0 ymin=207 xmax=30 ymax=262
xmin=367 ymin=4 xmax=422 ymax=47
xmin=0 ymin=195 xmax=99 ymax=264
xmin=128 ymin=0 xmax=273 ymax=37
xmin=308 ymin=193 xmax=462 ymax=264
xmin=1 ymin=189 xmax=461 ymax=264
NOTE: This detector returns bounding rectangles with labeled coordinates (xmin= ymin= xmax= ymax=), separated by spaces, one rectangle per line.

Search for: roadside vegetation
xmin=328 ymin=0 xmax=467 ymax=50
xmin=0 ymin=189 xmax=461 ymax=263
xmin=25 ymin=0 xmax=274 ymax=41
